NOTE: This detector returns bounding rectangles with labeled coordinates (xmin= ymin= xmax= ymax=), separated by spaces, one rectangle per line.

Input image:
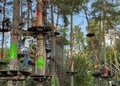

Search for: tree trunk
xmin=7 ymin=0 xmax=20 ymax=86
xmin=50 ymin=0 xmax=56 ymax=76
xmin=22 ymin=81 xmax=26 ymax=86
xmin=27 ymin=0 xmax=32 ymax=28
xmin=70 ymin=13 xmax=74 ymax=86
xmin=9 ymin=0 xmax=20 ymax=70
xmin=35 ymin=0 xmax=45 ymax=86
xmin=1 ymin=0 xmax=6 ymax=61
xmin=84 ymin=6 xmax=100 ymax=86
xmin=113 ymin=30 xmax=119 ymax=80
xmin=103 ymin=0 xmax=108 ymax=85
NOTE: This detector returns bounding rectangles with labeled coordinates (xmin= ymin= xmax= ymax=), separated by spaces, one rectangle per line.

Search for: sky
xmin=55 ymin=12 xmax=88 ymax=36
xmin=73 ymin=14 xmax=87 ymax=35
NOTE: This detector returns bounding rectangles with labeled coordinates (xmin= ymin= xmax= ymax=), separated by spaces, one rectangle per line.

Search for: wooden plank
xmin=66 ymin=71 xmax=77 ymax=76
xmin=0 ymin=29 xmax=10 ymax=32
xmin=19 ymin=70 xmax=31 ymax=76
xmin=0 ymin=61 xmax=8 ymax=65
xmin=0 ymin=76 xmax=26 ymax=81
xmin=31 ymin=74 xmax=51 ymax=82
xmin=0 ymin=70 xmax=31 ymax=77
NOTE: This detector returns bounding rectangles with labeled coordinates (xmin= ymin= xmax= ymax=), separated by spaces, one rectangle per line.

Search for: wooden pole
xmin=0 ymin=1 xmax=6 ymax=86
xmin=109 ymin=33 xmax=112 ymax=78
xmin=103 ymin=0 xmax=108 ymax=85
xmin=7 ymin=0 xmax=20 ymax=86
xmin=1 ymin=0 xmax=6 ymax=61
xmin=84 ymin=7 xmax=100 ymax=86
xmin=113 ymin=31 xmax=119 ymax=80
xmin=35 ymin=0 xmax=46 ymax=86
xmin=70 ymin=13 xmax=74 ymax=86
xmin=50 ymin=0 xmax=56 ymax=75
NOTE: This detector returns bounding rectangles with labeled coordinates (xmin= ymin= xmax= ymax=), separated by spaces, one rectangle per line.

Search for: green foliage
xmin=3 ymin=48 xmax=10 ymax=62
xmin=73 ymin=25 xmax=85 ymax=52
xmin=91 ymin=0 xmax=120 ymax=30
xmin=54 ymin=0 xmax=89 ymax=26
xmin=51 ymin=75 xmax=60 ymax=86
xmin=74 ymin=52 xmax=93 ymax=86
xmin=115 ymin=38 xmax=120 ymax=63
xmin=57 ymin=27 xmax=69 ymax=45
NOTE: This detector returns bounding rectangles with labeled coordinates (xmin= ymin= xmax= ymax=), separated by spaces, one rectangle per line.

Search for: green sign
xmin=36 ymin=57 xmax=44 ymax=68
xmin=10 ymin=44 xmax=17 ymax=59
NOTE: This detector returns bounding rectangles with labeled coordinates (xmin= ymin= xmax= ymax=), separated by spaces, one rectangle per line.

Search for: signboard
xmin=36 ymin=57 xmax=44 ymax=68
xmin=10 ymin=44 xmax=17 ymax=59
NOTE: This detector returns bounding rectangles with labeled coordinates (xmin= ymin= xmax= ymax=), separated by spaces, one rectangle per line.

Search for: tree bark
xmin=70 ymin=13 xmax=74 ymax=86
xmin=35 ymin=0 xmax=45 ymax=86
xmin=50 ymin=0 xmax=56 ymax=76
xmin=113 ymin=30 xmax=119 ymax=80
xmin=7 ymin=0 xmax=20 ymax=86
xmin=103 ymin=0 xmax=108 ymax=85
xmin=1 ymin=0 xmax=6 ymax=61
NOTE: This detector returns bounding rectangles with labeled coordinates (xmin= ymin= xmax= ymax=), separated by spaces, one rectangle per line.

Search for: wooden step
xmin=27 ymin=26 xmax=52 ymax=35
xmin=66 ymin=71 xmax=77 ymax=76
xmin=0 ymin=70 xmax=31 ymax=77
xmin=31 ymin=74 xmax=51 ymax=82
xmin=0 ymin=29 xmax=10 ymax=32
xmin=86 ymin=33 xmax=95 ymax=37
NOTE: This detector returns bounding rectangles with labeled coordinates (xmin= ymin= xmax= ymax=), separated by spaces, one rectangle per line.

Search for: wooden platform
xmin=53 ymin=31 xmax=60 ymax=36
xmin=66 ymin=71 xmax=77 ymax=76
xmin=0 ymin=61 xmax=8 ymax=65
xmin=0 ymin=29 xmax=10 ymax=32
xmin=100 ymin=74 xmax=114 ymax=79
xmin=0 ymin=76 xmax=26 ymax=81
xmin=0 ymin=70 xmax=31 ymax=81
xmin=31 ymin=74 xmax=51 ymax=82
xmin=19 ymin=70 xmax=31 ymax=76
xmin=92 ymin=72 xmax=101 ymax=78
xmin=0 ymin=70 xmax=31 ymax=77
xmin=86 ymin=33 xmax=95 ymax=37
xmin=27 ymin=26 xmax=52 ymax=35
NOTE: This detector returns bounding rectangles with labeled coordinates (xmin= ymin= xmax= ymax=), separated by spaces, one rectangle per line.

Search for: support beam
xmin=35 ymin=0 xmax=46 ymax=86
xmin=7 ymin=0 xmax=20 ymax=86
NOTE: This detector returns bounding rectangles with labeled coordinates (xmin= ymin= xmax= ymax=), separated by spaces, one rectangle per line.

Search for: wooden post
xmin=7 ymin=0 xmax=20 ymax=86
xmin=35 ymin=0 xmax=46 ymax=86
xmin=103 ymin=0 xmax=108 ymax=85
xmin=70 ymin=13 xmax=74 ymax=86
xmin=50 ymin=0 xmax=56 ymax=76
xmin=9 ymin=0 xmax=20 ymax=70
xmin=22 ymin=81 xmax=26 ymax=86
xmin=113 ymin=31 xmax=119 ymax=80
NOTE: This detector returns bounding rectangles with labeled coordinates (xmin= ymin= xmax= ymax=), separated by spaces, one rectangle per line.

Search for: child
xmin=22 ymin=48 xmax=30 ymax=69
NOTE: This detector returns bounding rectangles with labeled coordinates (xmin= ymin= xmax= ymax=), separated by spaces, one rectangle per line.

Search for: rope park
xmin=0 ymin=0 xmax=120 ymax=86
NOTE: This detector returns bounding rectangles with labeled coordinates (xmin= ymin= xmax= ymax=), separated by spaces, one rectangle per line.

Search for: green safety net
xmin=10 ymin=44 xmax=17 ymax=59
xmin=36 ymin=57 xmax=44 ymax=68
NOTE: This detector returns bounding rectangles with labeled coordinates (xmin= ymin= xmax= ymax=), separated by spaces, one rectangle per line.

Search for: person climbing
xmin=22 ymin=36 xmax=33 ymax=69
xmin=22 ymin=48 xmax=30 ymax=69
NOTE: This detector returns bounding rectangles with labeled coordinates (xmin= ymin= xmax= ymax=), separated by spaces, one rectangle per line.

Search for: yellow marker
xmin=94 ymin=64 xmax=101 ymax=69
xmin=94 ymin=65 xmax=97 ymax=69
xmin=97 ymin=64 xmax=100 ymax=68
